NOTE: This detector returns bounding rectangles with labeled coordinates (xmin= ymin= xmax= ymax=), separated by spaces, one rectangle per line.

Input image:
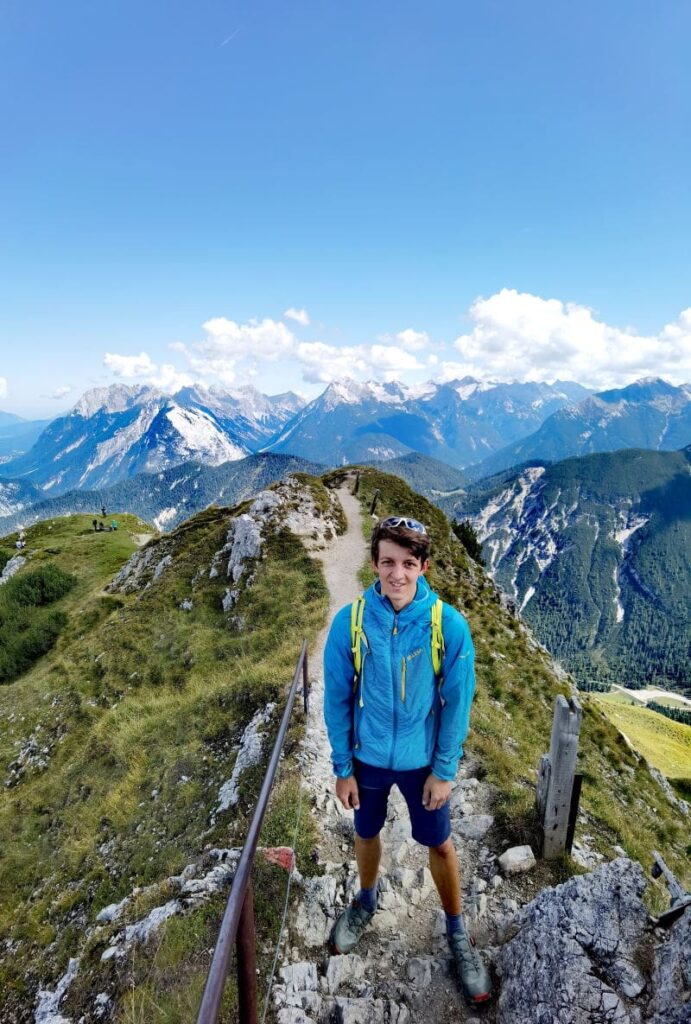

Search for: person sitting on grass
xmin=323 ymin=515 xmax=492 ymax=1005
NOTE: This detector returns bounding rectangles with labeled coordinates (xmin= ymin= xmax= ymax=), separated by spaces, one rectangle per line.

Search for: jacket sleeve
xmin=431 ymin=607 xmax=476 ymax=782
xmin=323 ymin=605 xmax=356 ymax=778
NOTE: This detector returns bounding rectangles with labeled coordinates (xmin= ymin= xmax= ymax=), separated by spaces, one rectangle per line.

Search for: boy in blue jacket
xmin=323 ymin=515 xmax=491 ymax=1004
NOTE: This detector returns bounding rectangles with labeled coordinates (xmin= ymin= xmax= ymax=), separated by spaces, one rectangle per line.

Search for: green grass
xmin=0 ymin=500 xmax=329 ymax=1021
xmin=593 ymin=697 xmax=691 ymax=782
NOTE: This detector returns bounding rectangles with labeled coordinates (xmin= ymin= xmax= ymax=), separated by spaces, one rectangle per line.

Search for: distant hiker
xmin=324 ymin=516 xmax=492 ymax=1005
xmin=101 ymin=505 xmax=106 ymax=518
xmin=110 ymin=520 xmax=118 ymax=531
xmin=97 ymin=522 xmax=105 ymax=532
xmin=92 ymin=519 xmax=98 ymax=532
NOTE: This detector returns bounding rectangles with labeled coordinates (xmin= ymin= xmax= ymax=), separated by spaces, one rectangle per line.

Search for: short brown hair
xmin=371 ymin=519 xmax=431 ymax=565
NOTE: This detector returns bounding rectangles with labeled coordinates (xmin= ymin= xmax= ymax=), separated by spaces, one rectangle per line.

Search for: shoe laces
xmin=348 ymin=897 xmax=373 ymax=927
xmin=449 ymin=929 xmax=482 ymax=971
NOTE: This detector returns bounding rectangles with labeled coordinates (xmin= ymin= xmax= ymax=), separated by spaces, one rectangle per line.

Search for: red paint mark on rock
xmin=260 ymin=847 xmax=296 ymax=872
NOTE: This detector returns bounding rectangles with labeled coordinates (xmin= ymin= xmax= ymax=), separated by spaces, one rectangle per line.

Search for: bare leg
xmin=428 ymin=836 xmax=462 ymax=915
xmin=354 ymin=833 xmax=382 ymax=889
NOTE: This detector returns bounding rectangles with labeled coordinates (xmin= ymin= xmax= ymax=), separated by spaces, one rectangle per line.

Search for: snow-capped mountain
xmin=264 ymin=377 xmax=591 ymax=467
xmin=174 ymin=384 xmax=303 ymax=449
xmin=1 ymin=383 xmax=303 ymax=496
xmin=465 ymin=377 xmax=691 ymax=480
xmin=436 ymin=446 xmax=691 ymax=688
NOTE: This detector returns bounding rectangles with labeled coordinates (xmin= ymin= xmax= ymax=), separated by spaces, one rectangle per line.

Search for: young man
xmin=323 ymin=516 xmax=492 ymax=1004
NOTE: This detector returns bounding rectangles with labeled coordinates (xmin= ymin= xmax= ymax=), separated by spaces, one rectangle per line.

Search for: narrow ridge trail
xmin=273 ymin=479 xmax=500 ymax=1024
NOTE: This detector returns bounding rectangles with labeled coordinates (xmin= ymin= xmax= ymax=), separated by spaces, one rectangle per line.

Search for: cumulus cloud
xmin=296 ymin=340 xmax=423 ymax=383
xmin=395 ymin=328 xmax=431 ymax=352
xmin=0 ymin=376 xmax=7 ymax=399
xmin=103 ymin=351 xmax=192 ymax=392
xmin=451 ymin=289 xmax=691 ymax=388
xmin=48 ymin=385 xmax=72 ymax=400
xmin=104 ymin=351 xmax=157 ymax=378
xmin=284 ymin=307 xmax=310 ymax=326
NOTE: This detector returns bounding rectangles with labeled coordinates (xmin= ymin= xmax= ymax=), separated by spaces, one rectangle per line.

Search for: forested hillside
xmin=437 ymin=448 xmax=691 ymax=691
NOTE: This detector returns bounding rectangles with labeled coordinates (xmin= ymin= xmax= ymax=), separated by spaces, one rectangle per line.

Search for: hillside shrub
xmin=5 ymin=564 xmax=75 ymax=607
xmin=0 ymin=563 xmax=75 ymax=684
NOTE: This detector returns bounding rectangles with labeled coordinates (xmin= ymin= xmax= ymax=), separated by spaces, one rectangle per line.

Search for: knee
xmin=430 ymin=837 xmax=454 ymax=858
xmin=355 ymin=832 xmax=380 ymax=846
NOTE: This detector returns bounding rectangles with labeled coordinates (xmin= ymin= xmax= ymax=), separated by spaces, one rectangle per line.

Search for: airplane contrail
xmin=220 ymin=27 xmax=240 ymax=47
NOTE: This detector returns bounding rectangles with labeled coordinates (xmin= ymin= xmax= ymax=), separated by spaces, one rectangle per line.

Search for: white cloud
xmin=296 ymin=341 xmax=423 ymax=384
xmin=151 ymin=364 xmax=195 ymax=392
xmin=104 ymin=351 xmax=157 ymax=378
xmin=296 ymin=342 xmax=369 ymax=383
xmin=48 ymin=385 xmax=72 ymax=400
xmin=395 ymin=328 xmax=431 ymax=352
xmin=0 ymin=377 xmax=7 ymax=399
xmin=451 ymin=289 xmax=691 ymax=388
xmin=284 ymin=307 xmax=311 ymax=326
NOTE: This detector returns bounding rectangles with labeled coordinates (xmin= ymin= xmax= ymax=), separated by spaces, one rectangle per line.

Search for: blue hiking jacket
xmin=323 ymin=577 xmax=476 ymax=782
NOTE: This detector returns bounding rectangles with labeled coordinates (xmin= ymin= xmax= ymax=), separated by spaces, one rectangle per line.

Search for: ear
xmin=371 ymin=558 xmax=379 ymax=574
xmin=420 ymin=559 xmax=430 ymax=575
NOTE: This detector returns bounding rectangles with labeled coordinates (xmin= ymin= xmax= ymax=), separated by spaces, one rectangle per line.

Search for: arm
xmin=430 ymin=608 xmax=476 ymax=782
xmin=323 ymin=606 xmax=357 ymax=779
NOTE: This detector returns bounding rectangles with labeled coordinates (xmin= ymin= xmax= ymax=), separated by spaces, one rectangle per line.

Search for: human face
xmin=373 ymin=538 xmax=429 ymax=611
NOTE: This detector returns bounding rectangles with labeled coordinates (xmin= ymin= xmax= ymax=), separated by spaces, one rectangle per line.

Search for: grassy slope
xmin=1 ymin=472 xmax=688 ymax=1020
xmin=0 ymin=483 xmax=332 ymax=1022
xmin=326 ymin=467 xmax=690 ymax=900
xmin=594 ymin=695 xmax=691 ymax=781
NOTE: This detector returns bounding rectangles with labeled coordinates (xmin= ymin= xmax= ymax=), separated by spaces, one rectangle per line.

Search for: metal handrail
xmin=197 ymin=639 xmax=310 ymax=1024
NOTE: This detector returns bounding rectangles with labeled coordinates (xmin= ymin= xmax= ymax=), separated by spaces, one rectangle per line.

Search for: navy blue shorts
xmin=353 ymin=759 xmax=451 ymax=848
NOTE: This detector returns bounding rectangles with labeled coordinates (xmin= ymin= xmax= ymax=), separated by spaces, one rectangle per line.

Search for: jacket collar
xmin=367 ymin=576 xmax=434 ymax=624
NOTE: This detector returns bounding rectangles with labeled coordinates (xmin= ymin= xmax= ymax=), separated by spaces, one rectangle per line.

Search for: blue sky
xmin=1 ymin=0 xmax=690 ymax=417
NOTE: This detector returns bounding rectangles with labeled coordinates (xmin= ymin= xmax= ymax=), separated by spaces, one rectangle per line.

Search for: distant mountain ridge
xmin=0 ymin=453 xmax=326 ymax=536
xmin=264 ymin=376 xmax=592 ymax=467
xmin=2 ymin=384 xmax=304 ymax=496
xmin=437 ymin=446 xmax=691 ymax=689
xmin=465 ymin=377 xmax=691 ymax=480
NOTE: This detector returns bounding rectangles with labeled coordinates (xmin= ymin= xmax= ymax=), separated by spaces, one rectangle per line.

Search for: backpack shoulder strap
xmin=350 ymin=595 xmax=366 ymax=679
xmin=431 ymin=598 xmax=445 ymax=678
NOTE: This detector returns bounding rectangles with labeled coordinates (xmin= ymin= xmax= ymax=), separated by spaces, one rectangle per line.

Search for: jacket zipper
xmin=354 ymin=649 xmax=367 ymax=750
xmin=389 ymin=613 xmax=399 ymax=768
xmin=401 ymin=656 xmax=406 ymax=702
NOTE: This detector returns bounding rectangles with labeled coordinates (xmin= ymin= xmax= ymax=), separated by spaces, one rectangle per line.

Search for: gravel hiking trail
xmin=273 ymin=477 xmax=499 ymax=1024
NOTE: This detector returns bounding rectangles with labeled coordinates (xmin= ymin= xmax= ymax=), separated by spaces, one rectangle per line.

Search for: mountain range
xmin=0 ymin=384 xmax=303 ymax=495
xmin=2 ymin=378 xmax=689 ymax=513
xmin=437 ymin=446 xmax=691 ymax=690
xmin=0 ymin=452 xmax=325 ymax=535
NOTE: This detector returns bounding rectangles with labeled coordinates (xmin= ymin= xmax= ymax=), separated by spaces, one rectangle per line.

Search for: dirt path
xmin=274 ymin=479 xmax=500 ymax=1024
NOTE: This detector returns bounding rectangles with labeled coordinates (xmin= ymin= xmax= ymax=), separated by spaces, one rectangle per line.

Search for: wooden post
xmin=237 ymin=882 xmax=258 ymax=1024
xmin=538 ymin=695 xmax=582 ymax=859
xmin=353 ymin=472 xmax=360 ymax=495
xmin=369 ymin=489 xmax=380 ymax=516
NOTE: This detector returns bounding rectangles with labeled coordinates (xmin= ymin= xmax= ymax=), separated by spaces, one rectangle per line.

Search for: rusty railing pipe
xmin=196 ymin=639 xmax=309 ymax=1024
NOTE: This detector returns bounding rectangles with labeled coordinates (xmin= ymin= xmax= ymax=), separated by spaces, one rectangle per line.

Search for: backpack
xmin=349 ymin=594 xmax=446 ymax=690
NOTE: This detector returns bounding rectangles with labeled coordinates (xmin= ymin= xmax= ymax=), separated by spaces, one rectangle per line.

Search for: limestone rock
xmin=647 ymin=911 xmax=691 ymax=1024
xmin=498 ymin=845 xmax=536 ymax=875
xmin=496 ymin=858 xmax=650 ymax=1024
xmin=326 ymin=953 xmax=366 ymax=993
xmin=458 ymin=814 xmax=494 ymax=841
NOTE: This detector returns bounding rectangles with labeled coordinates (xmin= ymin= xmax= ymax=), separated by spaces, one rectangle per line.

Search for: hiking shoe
xmin=330 ymin=895 xmax=376 ymax=954
xmin=448 ymin=927 xmax=492 ymax=1004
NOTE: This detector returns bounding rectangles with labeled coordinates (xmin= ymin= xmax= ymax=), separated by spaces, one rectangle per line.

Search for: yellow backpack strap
xmin=350 ymin=595 xmax=366 ymax=683
xmin=431 ymin=598 xmax=445 ymax=678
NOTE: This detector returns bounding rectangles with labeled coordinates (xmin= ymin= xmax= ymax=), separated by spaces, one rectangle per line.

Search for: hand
xmin=335 ymin=775 xmax=360 ymax=810
xmin=422 ymin=774 xmax=451 ymax=811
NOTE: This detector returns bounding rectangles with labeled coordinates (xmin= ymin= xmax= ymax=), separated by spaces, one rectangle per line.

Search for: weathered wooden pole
xmin=353 ymin=472 xmax=360 ymax=495
xmin=236 ymin=883 xmax=258 ymax=1024
xmin=537 ymin=695 xmax=583 ymax=859
xmin=369 ymin=489 xmax=380 ymax=516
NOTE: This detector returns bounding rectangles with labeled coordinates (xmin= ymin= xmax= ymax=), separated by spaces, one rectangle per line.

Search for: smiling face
xmin=373 ymin=538 xmax=429 ymax=611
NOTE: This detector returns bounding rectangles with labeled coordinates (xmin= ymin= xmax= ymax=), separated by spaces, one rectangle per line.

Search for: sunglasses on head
xmin=380 ymin=516 xmax=428 ymax=535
